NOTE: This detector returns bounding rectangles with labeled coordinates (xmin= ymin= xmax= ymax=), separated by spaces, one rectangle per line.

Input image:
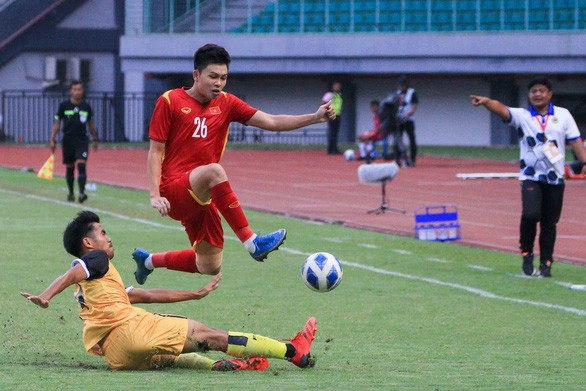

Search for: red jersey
xmin=149 ymin=87 xmax=257 ymax=186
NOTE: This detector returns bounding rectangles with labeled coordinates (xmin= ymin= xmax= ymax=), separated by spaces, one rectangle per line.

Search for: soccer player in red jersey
xmin=133 ymin=43 xmax=336 ymax=284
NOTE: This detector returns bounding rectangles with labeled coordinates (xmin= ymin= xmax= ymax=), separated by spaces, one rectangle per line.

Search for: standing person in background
xmin=356 ymin=100 xmax=381 ymax=162
xmin=50 ymin=81 xmax=98 ymax=203
xmin=471 ymin=77 xmax=586 ymax=277
xmin=322 ymin=81 xmax=343 ymax=154
xmin=133 ymin=43 xmax=335 ymax=286
xmin=395 ymin=77 xmax=419 ymax=167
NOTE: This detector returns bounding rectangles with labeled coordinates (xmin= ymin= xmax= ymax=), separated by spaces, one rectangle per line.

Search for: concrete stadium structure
xmin=1 ymin=0 xmax=585 ymax=145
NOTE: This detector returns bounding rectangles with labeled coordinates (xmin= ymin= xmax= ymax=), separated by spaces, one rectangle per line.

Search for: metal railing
xmin=143 ymin=0 xmax=586 ymax=34
xmin=0 ymin=90 xmax=327 ymax=145
xmin=0 ymin=91 xmax=159 ymax=143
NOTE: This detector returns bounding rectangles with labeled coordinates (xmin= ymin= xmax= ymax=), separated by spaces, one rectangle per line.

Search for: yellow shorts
xmin=101 ymin=311 xmax=189 ymax=370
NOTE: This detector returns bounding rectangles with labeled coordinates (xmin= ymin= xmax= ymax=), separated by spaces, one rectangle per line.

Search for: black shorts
xmin=62 ymin=136 xmax=89 ymax=165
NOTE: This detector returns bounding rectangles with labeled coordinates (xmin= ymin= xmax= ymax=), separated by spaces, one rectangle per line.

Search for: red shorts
xmin=161 ymin=172 xmax=224 ymax=248
xmin=361 ymin=130 xmax=384 ymax=141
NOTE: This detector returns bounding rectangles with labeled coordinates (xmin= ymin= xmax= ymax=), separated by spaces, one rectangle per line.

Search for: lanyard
xmin=534 ymin=114 xmax=549 ymax=131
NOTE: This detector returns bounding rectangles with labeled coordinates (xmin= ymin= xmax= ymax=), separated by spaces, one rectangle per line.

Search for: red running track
xmin=1 ymin=145 xmax=584 ymax=265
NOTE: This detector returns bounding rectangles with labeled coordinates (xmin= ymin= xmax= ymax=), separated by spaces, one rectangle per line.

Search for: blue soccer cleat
xmin=132 ymin=248 xmax=153 ymax=285
xmin=249 ymin=229 xmax=287 ymax=262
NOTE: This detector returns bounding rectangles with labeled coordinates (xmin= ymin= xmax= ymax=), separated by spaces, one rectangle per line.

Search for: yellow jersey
xmin=72 ymin=250 xmax=146 ymax=355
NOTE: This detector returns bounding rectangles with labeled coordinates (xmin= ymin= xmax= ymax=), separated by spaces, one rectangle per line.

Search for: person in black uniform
xmin=50 ymin=81 xmax=98 ymax=203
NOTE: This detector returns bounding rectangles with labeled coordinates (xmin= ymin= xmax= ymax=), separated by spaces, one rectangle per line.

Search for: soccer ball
xmin=343 ymin=149 xmax=356 ymax=161
xmin=301 ymin=252 xmax=343 ymax=292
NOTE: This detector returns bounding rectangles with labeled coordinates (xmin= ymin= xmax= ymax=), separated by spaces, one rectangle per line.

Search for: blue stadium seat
xmin=481 ymin=11 xmax=499 ymax=24
xmin=404 ymin=0 xmax=426 ymax=11
xmin=379 ymin=0 xmax=402 ymax=10
xmin=278 ymin=1 xmax=300 ymax=13
xmin=355 ymin=0 xmax=376 ymax=12
xmin=431 ymin=0 xmax=453 ymax=11
xmin=529 ymin=11 xmax=548 ymax=23
xmin=303 ymin=1 xmax=317 ymax=12
xmin=481 ymin=0 xmax=501 ymax=11
xmin=404 ymin=11 xmax=426 ymax=24
xmin=553 ymin=0 xmax=574 ymax=7
xmin=305 ymin=12 xmax=325 ymax=26
xmin=330 ymin=12 xmax=351 ymax=24
xmin=456 ymin=0 xmax=477 ymax=11
xmin=431 ymin=13 xmax=451 ymax=24
xmin=281 ymin=13 xmax=300 ymax=26
xmin=355 ymin=12 xmax=376 ymax=25
xmin=504 ymin=0 xmax=525 ymax=10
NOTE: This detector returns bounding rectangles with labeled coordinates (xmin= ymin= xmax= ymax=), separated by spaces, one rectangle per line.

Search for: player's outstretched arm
xmin=128 ymin=273 xmax=222 ymax=304
xmin=470 ymin=95 xmax=510 ymax=122
xmin=20 ymin=264 xmax=87 ymax=309
xmin=246 ymin=101 xmax=335 ymax=132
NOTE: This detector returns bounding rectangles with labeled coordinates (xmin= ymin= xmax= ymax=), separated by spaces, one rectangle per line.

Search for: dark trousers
xmin=394 ymin=121 xmax=417 ymax=163
xmin=519 ymin=180 xmax=565 ymax=262
xmin=327 ymin=116 xmax=341 ymax=154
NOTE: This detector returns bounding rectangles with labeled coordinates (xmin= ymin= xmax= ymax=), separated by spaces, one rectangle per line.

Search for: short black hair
xmin=370 ymin=99 xmax=380 ymax=106
xmin=193 ymin=43 xmax=231 ymax=73
xmin=397 ymin=76 xmax=409 ymax=87
xmin=69 ymin=80 xmax=83 ymax=89
xmin=527 ymin=77 xmax=552 ymax=91
xmin=63 ymin=211 xmax=100 ymax=258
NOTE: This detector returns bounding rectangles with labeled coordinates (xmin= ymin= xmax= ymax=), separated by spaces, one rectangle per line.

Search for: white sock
xmin=144 ymin=255 xmax=154 ymax=270
xmin=366 ymin=143 xmax=373 ymax=154
xmin=358 ymin=143 xmax=366 ymax=157
xmin=244 ymin=234 xmax=258 ymax=253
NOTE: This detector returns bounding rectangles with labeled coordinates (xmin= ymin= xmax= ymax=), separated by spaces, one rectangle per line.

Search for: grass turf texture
xmin=0 ymin=167 xmax=585 ymax=390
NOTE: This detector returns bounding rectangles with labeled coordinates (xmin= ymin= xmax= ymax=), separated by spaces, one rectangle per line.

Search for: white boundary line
xmin=1 ymin=187 xmax=584 ymax=317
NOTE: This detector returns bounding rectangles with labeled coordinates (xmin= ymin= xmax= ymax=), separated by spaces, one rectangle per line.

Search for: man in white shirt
xmin=471 ymin=77 xmax=586 ymax=277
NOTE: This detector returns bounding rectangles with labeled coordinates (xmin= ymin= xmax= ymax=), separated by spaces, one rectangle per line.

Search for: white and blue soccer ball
xmin=343 ymin=149 xmax=356 ymax=161
xmin=301 ymin=252 xmax=343 ymax=292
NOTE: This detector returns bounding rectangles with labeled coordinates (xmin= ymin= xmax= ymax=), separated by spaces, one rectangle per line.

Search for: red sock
xmin=152 ymin=249 xmax=198 ymax=273
xmin=211 ymin=181 xmax=253 ymax=242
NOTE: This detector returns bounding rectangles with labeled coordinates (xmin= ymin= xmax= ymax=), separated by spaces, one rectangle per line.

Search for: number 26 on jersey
xmin=192 ymin=117 xmax=208 ymax=138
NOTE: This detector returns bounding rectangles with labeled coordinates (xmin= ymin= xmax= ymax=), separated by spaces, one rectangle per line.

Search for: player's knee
xmin=197 ymin=263 xmax=221 ymax=276
xmin=191 ymin=163 xmax=227 ymax=187
xmin=206 ymin=163 xmax=227 ymax=182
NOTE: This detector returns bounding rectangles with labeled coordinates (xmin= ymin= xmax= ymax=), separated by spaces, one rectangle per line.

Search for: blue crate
xmin=414 ymin=205 xmax=461 ymax=241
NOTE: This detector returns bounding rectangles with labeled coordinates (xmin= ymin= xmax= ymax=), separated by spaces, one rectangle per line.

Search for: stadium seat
xmin=380 ymin=12 xmax=401 ymax=24
xmin=457 ymin=0 xmax=477 ymax=11
xmin=354 ymin=0 xmax=375 ymax=12
xmin=231 ymin=0 xmax=579 ymax=35
xmin=504 ymin=0 xmax=525 ymax=10
xmin=305 ymin=1 xmax=325 ymax=13
xmin=431 ymin=0 xmax=453 ymax=11
xmin=553 ymin=0 xmax=574 ymax=6
xmin=305 ymin=12 xmax=325 ymax=26
xmin=330 ymin=12 xmax=351 ymax=24
xmin=404 ymin=0 xmax=426 ymax=11
xmin=355 ymin=12 xmax=376 ymax=26
xmin=278 ymin=2 xmax=300 ymax=13
xmin=336 ymin=1 xmax=351 ymax=12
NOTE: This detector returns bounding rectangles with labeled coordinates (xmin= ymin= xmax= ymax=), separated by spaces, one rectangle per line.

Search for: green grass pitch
xmin=0 ymin=167 xmax=584 ymax=390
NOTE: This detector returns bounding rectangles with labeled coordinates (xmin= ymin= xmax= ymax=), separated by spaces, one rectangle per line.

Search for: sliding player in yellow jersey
xmin=21 ymin=211 xmax=317 ymax=371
